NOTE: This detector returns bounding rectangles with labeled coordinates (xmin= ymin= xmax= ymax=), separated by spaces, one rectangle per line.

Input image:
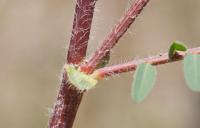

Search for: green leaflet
xmin=169 ymin=41 xmax=187 ymax=59
xmin=64 ymin=65 xmax=98 ymax=91
xmin=183 ymin=53 xmax=200 ymax=91
xmin=96 ymin=51 xmax=110 ymax=69
xmin=132 ymin=63 xmax=157 ymax=103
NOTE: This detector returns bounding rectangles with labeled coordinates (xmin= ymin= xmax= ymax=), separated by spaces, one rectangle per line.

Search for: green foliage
xmin=64 ymin=65 xmax=98 ymax=91
xmin=96 ymin=51 xmax=110 ymax=69
xmin=131 ymin=63 xmax=157 ymax=103
xmin=183 ymin=53 xmax=200 ymax=91
xmin=169 ymin=41 xmax=187 ymax=59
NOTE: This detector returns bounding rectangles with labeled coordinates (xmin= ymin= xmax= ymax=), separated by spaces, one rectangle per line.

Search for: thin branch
xmin=94 ymin=47 xmax=200 ymax=78
xmin=49 ymin=0 xmax=97 ymax=128
xmin=80 ymin=0 xmax=150 ymax=74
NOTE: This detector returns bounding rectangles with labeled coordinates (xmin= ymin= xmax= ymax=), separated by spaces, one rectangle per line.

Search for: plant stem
xmin=48 ymin=0 xmax=97 ymax=128
xmin=67 ymin=0 xmax=97 ymax=64
xmin=48 ymin=74 xmax=84 ymax=128
xmin=94 ymin=47 xmax=200 ymax=78
xmin=80 ymin=0 xmax=150 ymax=74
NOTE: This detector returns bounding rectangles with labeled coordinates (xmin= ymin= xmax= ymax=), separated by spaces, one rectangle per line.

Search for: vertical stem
xmin=67 ymin=0 xmax=97 ymax=64
xmin=48 ymin=74 xmax=83 ymax=128
xmin=48 ymin=0 xmax=97 ymax=128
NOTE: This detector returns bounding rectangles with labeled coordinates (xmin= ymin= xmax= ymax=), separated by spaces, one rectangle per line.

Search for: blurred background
xmin=1 ymin=0 xmax=200 ymax=128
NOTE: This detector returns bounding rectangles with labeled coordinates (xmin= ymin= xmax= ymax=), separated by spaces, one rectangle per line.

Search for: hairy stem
xmin=80 ymin=0 xmax=150 ymax=73
xmin=49 ymin=0 xmax=97 ymax=128
xmin=67 ymin=0 xmax=97 ymax=64
xmin=94 ymin=47 xmax=200 ymax=78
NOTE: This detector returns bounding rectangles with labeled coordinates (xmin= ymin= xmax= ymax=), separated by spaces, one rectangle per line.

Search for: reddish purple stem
xmin=95 ymin=47 xmax=200 ymax=78
xmin=80 ymin=0 xmax=150 ymax=73
xmin=49 ymin=0 xmax=97 ymax=128
xmin=49 ymin=0 xmax=150 ymax=127
xmin=67 ymin=0 xmax=97 ymax=64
